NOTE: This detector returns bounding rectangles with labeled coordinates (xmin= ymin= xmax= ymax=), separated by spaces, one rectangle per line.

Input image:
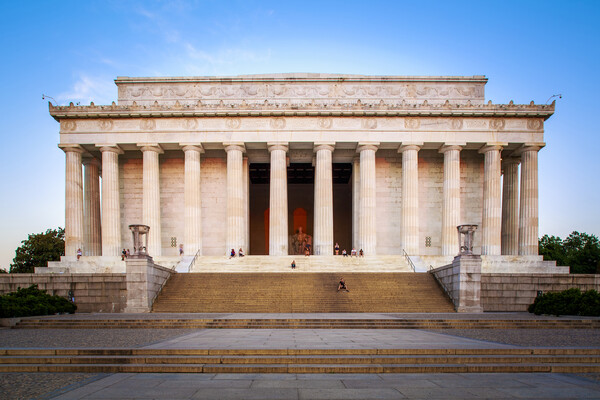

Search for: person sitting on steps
xmin=291 ymin=260 xmax=296 ymax=269
xmin=229 ymin=248 xmax=236 ymax=258
xmin=337 ymin=277 xmax=349 ymax=292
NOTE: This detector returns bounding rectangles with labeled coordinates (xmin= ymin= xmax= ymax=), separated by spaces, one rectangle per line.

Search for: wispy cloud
xmin=57 ymin=74 xmax=117 ymax=105
xmin=183 ymin=42 xmax=272 ymax=73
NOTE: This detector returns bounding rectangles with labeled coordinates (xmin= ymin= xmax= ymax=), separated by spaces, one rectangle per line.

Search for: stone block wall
xmin=460 ymin=150 xmax=484 ymax=253
xmin=375 ymin=151 xmax=402 ymax=255
xmin=120 ymin=157 xmax=143 ymax=252
xmin=160 ymin=155 xmax=185 ymax=256
xmin=201 ymin=157 xmax=227 ymax=255
xmin=0 ymin=274 xmax=127 ymax=313
xmin=481 ymin=273 xmax=600 ymax=311
xmin=125 ymin=258 xmax=175 ymax=312
xmin=419 ymin=150 xmax=443 ymax=255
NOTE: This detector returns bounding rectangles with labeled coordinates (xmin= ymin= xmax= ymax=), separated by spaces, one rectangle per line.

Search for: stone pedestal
xmin=452 ymin=255 xmax=483 ymax=313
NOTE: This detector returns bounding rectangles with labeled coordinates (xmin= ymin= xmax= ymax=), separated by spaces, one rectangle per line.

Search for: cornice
xmin=49 ymin=100 xmax=555 ymax=121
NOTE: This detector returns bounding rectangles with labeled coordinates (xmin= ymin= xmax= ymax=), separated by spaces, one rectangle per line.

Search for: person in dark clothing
xmin=337 ymin=277 xmax=349 ymax=292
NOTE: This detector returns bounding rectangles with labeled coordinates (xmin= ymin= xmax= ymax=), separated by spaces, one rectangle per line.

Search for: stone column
xmin=225 ymin=143 xmax=246 ymax=254
xmin=98 ymin=145 xmax=123 ymax=257
xmin=358 ymin=143 xmax=378 ymax=255
xmin=139 ymin=144 xmax=163 ymax=257
xmin=519 ymin=145 xmax=542 ymax=255
xmin=313 ymin=143 xmax=335 ymax=255
xmin=268 ymin=143 xmax=289 ymax=255
xmin=182 ymin=144 xmax=204 ymax=256
xmin=60 ymin=145 xmax=85 ymax=257
xmin=243 ymin=156 xmax=250 ymax=254
xmin=399 ymin=143 xmax=422 ymax=255
xmin=440 ymin=145 xmax=462 ymax=256
xmin=501 ymin=157 xmax=520 ymax=255
xmin=480 ymin=144 xmax=503 ymax=255
xmin=352 ymin=156 xmax=360 ymax=249
xmin=83 ymin=157 xmax=102 ymax=256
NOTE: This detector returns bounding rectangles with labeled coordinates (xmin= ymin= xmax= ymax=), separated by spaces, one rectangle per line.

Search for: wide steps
xmin=1 ymin=349 xmax=599 ymax=373
xmin=151 ymin=272 xmax=455 ymax=313
xmin=13 ymin=318 xmax=600 ymax=329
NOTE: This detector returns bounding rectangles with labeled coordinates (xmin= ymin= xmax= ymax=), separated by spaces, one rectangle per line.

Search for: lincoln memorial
xmin=46 ymin=74 xmax=565 ymax=275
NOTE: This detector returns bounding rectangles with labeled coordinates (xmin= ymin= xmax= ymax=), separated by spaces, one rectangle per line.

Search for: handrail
xmin=187 ymin=249 xmax=202 ymax=272
xmin=402 ymin=249 xmax=416 ymax=272
xmin=428 ymin=264 xmax=455 ymax=304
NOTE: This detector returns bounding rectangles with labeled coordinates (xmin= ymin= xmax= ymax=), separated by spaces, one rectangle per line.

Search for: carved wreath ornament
xmin=490 ymin=119 xmax=505 ymax=130
xmin=270 ymin=117 xmax=286 ymax=129
xmin=225 ymin=117 xmax=241 ymax=129
xmin=62 ymin=120 xmax=77 ymax=131
xmin=140 ymin=119 xmax=156 ymax=131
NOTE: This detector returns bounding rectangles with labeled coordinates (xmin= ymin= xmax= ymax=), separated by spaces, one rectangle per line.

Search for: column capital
xmin=82 ymin=156 xmax=101 ymax=167
xmin=513 ymin=142 xmax=545 ymax=156
xmin=180 ymin=143 xmax=205 ymax=153
xmin=137 ymin=143 xmax=164 ymax=154
xmin=439 ymin=144 xmax=465 ymax=154
xmin=267 ymin=142 xmax=288 ymax=153
xmin=479 ymin=143 xmax=506 ymax=154
xmin=502 ymin=157 xmax=521 ymax=167
xmin=357 ymin=142 xmax=379 ymax=153
xmin=58 ymin=144 xmax=85 ymax=154
xmin=314 ymin=142 xmax=335 ymax=153
xmin=224 ymin=142 xmax=246 ymax=153
xmin=97 ymin=144 xmax=124 ymax=154
xmin=398 ymin=142 xmax=423 ymax=153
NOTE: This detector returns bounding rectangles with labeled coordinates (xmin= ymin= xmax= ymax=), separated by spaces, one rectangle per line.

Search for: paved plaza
xmin=2 ymin=313 xmax=600 ymax=399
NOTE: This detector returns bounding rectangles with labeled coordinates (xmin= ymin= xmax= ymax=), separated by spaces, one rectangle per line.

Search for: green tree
xmin=539 ymin=231 xmax=600 ymax=274
xmin=9 ymin=228 xmax=65 ymax=273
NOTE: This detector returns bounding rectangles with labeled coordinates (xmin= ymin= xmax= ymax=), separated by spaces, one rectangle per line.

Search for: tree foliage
xmin=9 ymin=228 xmax=65 ymax=273
xmin=539 ymin=231 xmax=600 ymax=274
xmin=0 ymin=285 xmax=76 ymax=318
xmin=528 ymin=288 xmax=600 ymax=316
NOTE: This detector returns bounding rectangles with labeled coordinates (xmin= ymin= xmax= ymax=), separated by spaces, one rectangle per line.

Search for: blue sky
xmin=0 ymin=0 xmax=599 ymax=269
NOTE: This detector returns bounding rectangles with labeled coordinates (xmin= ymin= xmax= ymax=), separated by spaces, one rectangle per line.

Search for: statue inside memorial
xmin=290 ymin=226 xmax=312 ymax=255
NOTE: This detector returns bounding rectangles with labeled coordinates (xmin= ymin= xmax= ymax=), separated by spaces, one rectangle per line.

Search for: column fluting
xmin=399 ymin=144 xmax=421 ymax=255
xmin=225 ymin=143 xmax=246 ymax=254
xmin=352 ymin=156 xmax=360 ymax=250
xmin=83 ymin=157 xmax=102 ymax=256
xmin=358 ymin=143 xmax=378 ymax=255
xmin=61 ymin=145 xmax=85 ymax=257
xmin=440 ymin=145 xmax=462 ymax=256
xmin=140 ymin=144 xmax=163 ymax=256
xmin=501 ymin=158 xmax=520 ymax=255
xmin=99 ymin=145 xmax=123 ymax=257
xmin=313 ymin=143 xmax=335 ymax=255
xmin=519 ymin=145 xmax=542 ymax=255
xmin=182 ymin=145 xmax=203 ymax=256
xmin=480 ymin=144 xmax=503 ymax=255
xmin=268 ymin=143 xmax=289 ymax=255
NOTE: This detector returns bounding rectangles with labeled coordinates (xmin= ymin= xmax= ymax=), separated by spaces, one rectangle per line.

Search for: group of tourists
xmin=229 ymin=248 xmax=245 ymax=258
xmin=335 ymin=243 xmax=364 ymax=257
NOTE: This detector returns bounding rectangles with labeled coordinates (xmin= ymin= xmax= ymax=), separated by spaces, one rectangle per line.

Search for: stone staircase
xmin=150 ymin=272 xmax=454 ymax=313
xmin=2 ymin=348 xmax=600 ymax=373
xmin=188 ymin=255 xmax=413 ymax=272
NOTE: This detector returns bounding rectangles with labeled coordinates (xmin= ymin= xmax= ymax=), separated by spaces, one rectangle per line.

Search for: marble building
xmin=47 ymin=74 xmax=564 ymax=274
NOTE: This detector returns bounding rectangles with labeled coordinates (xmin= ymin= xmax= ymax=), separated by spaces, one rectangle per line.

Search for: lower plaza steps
xmin=1 ymin=348 xmax=600 ymax=374
xmin=151 ymin=272 xmax=454 ymax=313
xmin=13 ymin=317 xmax=600 ymax=329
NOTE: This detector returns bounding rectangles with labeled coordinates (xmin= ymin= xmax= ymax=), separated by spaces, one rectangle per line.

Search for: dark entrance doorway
xmin=249 ymin=163 xmax=352 ymax=255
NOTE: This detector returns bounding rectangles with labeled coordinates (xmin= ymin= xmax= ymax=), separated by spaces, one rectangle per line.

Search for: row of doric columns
xmin=61 ymin=141 xmax=541 ymax=258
